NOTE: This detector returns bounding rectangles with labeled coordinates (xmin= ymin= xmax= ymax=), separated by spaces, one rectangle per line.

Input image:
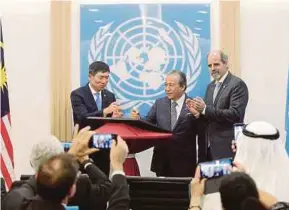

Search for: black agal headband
xmin=242 ymin=124 xmax=280 ymax=140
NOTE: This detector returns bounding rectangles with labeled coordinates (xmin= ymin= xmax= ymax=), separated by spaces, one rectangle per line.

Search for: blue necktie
xmin=95 ymin=92 xmax=102 ymax=110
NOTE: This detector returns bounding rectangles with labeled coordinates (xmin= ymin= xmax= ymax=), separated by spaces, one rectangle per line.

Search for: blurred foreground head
xmin=36 ymin=153 xmax=79 ymax=203
xmin=30 ymin=135 xmax=64 ymax=172
xmin=234 ymin=121 xmax=289 ymax=201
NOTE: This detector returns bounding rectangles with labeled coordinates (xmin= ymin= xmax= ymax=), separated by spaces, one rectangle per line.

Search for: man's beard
xmin=211 ymin=72 xmax=221 ymax=81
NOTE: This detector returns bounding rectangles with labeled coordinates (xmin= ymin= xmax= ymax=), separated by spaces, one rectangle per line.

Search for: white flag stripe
xmin=0 ymin=135 xmax=15 ymax=181
xmin=2 ymin=115 xmax=12 ymax=139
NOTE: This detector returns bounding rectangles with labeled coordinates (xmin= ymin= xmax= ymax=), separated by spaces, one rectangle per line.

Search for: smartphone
xmin=91 ymin=134 xmax=117 ymax=149
xmin=62 ymin=143 xmax=72 ymax=152
xmin=200 ymin=158 xmax=233 ymax=179
xmin=234 ymin=123 xmax=245 ymax=141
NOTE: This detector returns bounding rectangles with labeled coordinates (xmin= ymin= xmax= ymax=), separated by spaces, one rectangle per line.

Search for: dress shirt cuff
xmin=201 ymin=105 xmax=206 ymax=115
xmin=84 ymin=162 xmax=93 ymax=170
xmin=110 ymin=170 xmax=125 ymax=179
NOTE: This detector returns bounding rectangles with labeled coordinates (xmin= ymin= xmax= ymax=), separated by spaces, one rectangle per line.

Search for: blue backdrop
xmin=80 ymin=4 xmax=211 ymax=117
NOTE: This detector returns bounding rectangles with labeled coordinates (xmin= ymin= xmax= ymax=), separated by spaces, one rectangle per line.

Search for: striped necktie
xmin=171 ymin=101 xmax=178 ymax=130
xmin=213 ymin=82 xmax=222 ymax=103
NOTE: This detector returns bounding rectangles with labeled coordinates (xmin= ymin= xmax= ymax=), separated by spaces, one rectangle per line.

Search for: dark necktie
xmin=171 ymin=101 xmax=178 ymax=130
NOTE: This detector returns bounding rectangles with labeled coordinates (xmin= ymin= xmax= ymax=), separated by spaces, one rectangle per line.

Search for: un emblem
xmin=88 ymin=17 xmax=201 ymax=114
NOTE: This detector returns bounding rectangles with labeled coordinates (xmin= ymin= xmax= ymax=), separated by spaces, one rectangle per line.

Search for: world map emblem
xmin=81 ymin=4 xmax=211 ymax=115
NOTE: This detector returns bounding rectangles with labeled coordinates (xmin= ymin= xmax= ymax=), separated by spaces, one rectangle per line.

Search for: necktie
xmin=95 ymin=92 xmax=102 ymax=110
xmin=213 ymin=82 xmax=222 ymax=103
xmin=171 ymin=101 xmax=178 ymax=130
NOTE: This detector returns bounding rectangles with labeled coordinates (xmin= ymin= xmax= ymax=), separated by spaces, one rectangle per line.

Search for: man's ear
xmin=35 ymin=172 xmax=39 ymax=179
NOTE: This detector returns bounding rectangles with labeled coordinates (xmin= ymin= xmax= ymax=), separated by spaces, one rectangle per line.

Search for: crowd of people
xmin=1 ymin=50 xmax=289 ymax=210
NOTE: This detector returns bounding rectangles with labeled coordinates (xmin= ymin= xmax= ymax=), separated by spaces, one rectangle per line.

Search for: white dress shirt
xmin=89 ymin=83 xmax=102 ymax=102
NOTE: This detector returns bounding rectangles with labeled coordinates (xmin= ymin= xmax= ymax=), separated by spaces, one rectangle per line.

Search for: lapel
xmin=163 ymin=97 xmax=172 ymax=131
xmin=172 ymin=94 xmax=188 ymax=131
xmin=213 ymin=72 xmax=232 ymax=106
xmin=206 ymin=82 xmax=215 ymax=105
xmin=101 ymin=89 xmax=109 ymax=109
xmin=84 ymin=84 xmax=98 ymax=110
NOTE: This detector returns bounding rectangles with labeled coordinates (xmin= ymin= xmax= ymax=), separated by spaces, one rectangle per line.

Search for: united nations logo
xmin=89 ymin=17 xmax=201 ymax=112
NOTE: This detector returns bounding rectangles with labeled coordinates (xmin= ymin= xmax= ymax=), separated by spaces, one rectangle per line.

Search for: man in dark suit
xmin=187 ymin=50 xmax=249 ymax=160
xmin=2 ymin=127 xmax=111 ymax=210
xmin=4 ymin=128 xmax=130 ymax=210
xmin=132 ymin=70 xmax=204 ymax=177
xmin=71 ymin=61 xmax=122 ymax=175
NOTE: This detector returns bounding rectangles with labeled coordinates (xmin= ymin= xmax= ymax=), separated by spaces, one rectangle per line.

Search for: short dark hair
xmin=36 ymin=154 xmax=79 ymax=203
xmin=89 ymin=61 xmax=110 ymax=76
xmin=168 ymin=70 xmax=187 ymax=91
xmin=220 ymin=172 xmax=266 ymax=210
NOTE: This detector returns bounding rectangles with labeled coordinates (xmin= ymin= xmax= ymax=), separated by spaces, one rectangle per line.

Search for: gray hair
xmin=30 ymin=135 xmax=64 ymax=172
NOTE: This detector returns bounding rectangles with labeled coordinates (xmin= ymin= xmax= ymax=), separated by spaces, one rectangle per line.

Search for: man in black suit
xmin=2 ymin=127 xmax=111 ymax=210
xmin=19 ymin=153 xmax=79 ymax=210
xmin=71 ymin=61 xmax=122 ymax=175
xmin=132 ymin=70 xmax=204 ymax=177
xmin=3 ymin=127 xmax=130 ymax=210
xmin=187 ymin=50 xmax=249 ymax=160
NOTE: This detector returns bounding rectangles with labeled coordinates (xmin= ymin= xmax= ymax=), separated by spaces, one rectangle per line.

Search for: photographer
xmin=189 ymin=163 xmax=279 ymax=210
xmin=3 ymin=125 xmax=129 ymax=210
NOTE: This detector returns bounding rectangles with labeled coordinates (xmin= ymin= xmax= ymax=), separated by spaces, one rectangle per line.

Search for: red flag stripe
xmin=1 ymin=116 xmax=14 ymax=165
xmin=0 ymin=156 xmax=12 ymax=189
xmin=1 ymin=135 xmax=15 ymax=186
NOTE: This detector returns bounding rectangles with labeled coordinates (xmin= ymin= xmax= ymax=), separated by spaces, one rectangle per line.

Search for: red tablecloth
xmin=95 ymin=122 xmax=172 ymax=176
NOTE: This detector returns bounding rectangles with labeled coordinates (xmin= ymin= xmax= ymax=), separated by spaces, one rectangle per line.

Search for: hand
xmin=193 ymin=97 xmax=206 ymax=113
xmin=186 ymin=99 xmax=200 ymax=118
xmin=110 ymin=136 xmax=129 ymax=171
xmin=130 ymin=107 xmax=140 ymax=120
xmin=112 ymin=110 xmax=123 ymax=118
xmin=68 ymin=124 xmax=98 ymax=162
xmin=103 ymin=102 xmax=120 ymax=116
xmin=232 ymin=161 xmax=246 ymax=173
xmin=231 ymin=140 xmax=237 ymax=153
xmin=190 ymin=166 xmax=206 ymax=197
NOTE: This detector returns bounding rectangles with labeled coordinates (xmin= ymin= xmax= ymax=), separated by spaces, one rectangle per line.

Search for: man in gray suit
xmin=187 ymin=50 xmax=249 ymax=160
xmin=132 ymin=70 xmax=204 ymax=177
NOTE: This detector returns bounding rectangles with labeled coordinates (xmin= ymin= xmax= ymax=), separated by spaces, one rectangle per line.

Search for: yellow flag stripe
xmin=0 ymin=41 xmax=4 ymax=48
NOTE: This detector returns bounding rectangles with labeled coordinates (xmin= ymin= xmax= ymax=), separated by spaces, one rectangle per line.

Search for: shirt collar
xmin=171 ymin=93 xmax=185 ymax=107
xmin=215 ymin=71 xmax=229 ymax=84
xmin=89 ymin=83 xmax=101 ymax=96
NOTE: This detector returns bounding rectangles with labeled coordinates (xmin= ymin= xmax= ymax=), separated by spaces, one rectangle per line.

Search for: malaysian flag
xmin=0 ymin=20 xmax=15 ymax=189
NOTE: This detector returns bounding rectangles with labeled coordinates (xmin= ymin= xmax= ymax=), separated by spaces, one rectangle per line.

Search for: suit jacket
xmin=107 ymin=174 xmax=130 ymax=210
xmin=71 ymin=83 xmax=116 ymax=175
xmin=2 ymin=164 xmax=112 ymax=210
xmin=71 ymin=83 xmax=116 ymax=125
xmin=202 ymin=72 xmax=249 ymax=159
xmin=146 ymin=94 xmax=205 ymax=177
xmin=20 ymin=196 xmax=65 ymax=210
xmin=19 ymin=175 xmax=129 ymax=210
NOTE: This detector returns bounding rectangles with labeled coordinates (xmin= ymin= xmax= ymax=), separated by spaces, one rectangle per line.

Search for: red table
xmin=94 ymin=121 xmax=172 ymax=176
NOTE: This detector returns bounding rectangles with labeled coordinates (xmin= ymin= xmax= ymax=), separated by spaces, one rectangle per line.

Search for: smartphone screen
xmin=200 ymin=158 xmax=233 ymax=179
xmin=91 ymin=134 xmax=117 ymax=149
xmin=234 ymin=123 xmax=245 ymax=141
xmin=62 ymin=143 xmax=72 ymax=152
